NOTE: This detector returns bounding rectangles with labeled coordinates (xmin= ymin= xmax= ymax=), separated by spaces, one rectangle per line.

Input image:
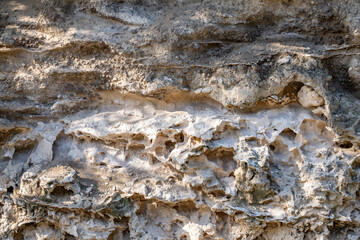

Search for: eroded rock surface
xmin=0 ymin=0 xmax=360 ymax=239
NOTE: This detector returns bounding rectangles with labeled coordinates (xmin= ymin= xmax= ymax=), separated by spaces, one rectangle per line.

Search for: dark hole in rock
xmin=269 ymin=145 xmax=276 ymax=151
xmin=7 ymin=186 xmax=14 ymax=194
xmin=165 ymin=140 xmax=176 ymax=152
xmin=174 ymin=132 xmax=184 ymax=142
xmin=65 ymin=233 xmax=76 ymax=240
xmin=50 ymin=186 xmax=74 ymax=197
xmin=279 ymin=81 xmax=304 ymax=99
xmin=339 ymin=141 xmax=353 ymax=149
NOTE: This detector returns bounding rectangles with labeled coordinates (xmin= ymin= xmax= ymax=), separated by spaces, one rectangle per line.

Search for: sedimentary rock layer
xmin=0 ymin=0 xmax=359 ymax=239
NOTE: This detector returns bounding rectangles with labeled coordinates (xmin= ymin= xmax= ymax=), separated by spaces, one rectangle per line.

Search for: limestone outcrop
xmin=0 ymin=0 xmax=359 ymax=239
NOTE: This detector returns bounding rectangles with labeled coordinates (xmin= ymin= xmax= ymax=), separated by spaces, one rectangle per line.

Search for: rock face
xmin=0 ymin=0 xmax=360 ymax=239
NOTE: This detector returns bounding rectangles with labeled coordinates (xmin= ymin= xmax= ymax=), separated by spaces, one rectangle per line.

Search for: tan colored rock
xmin=0 ymin=0 xmax=359 ymax=239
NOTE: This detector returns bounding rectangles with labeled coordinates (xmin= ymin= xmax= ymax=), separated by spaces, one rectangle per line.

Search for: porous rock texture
xmin=0 ymin=0 xmax=360 ymax=239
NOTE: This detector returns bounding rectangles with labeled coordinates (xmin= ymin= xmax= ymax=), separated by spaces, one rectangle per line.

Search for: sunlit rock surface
xmin=0 ymin=0 xmax=360 ymax=239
